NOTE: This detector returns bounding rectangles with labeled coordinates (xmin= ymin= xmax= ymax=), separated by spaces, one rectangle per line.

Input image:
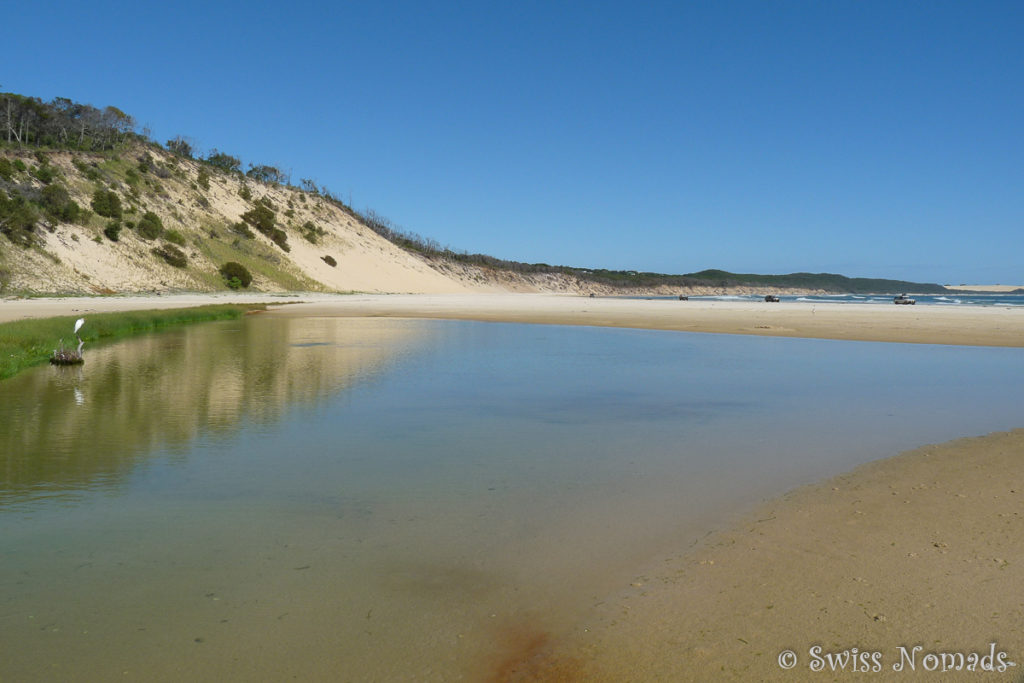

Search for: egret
xmin=74 ymin=318 xmax=85 ymax=355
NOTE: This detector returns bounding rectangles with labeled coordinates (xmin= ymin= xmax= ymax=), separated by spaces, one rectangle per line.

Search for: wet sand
xmin=517 ymin=429 xmax=1024 ymax=681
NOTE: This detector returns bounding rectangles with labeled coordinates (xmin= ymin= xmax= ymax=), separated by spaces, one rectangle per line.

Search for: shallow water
xmin=2 ymin=316 xmax=1023 ymax=681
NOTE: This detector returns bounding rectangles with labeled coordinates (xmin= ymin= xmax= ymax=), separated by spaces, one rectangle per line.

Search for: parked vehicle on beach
xmin=894 ymin=293 xmax=916 ymax=305
xmin=764 ymin=295 xmax=780 ymax=302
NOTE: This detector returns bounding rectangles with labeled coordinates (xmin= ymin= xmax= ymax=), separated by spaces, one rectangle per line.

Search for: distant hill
xmin=0 ymin=91 xmax=948 ymax=297
xmin=681 ymin=269 xmax=947 ymax=294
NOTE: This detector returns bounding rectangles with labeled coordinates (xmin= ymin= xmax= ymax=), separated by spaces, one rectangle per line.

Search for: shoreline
xmin=523 ymin=428 xmax=1024 ymax=681
xmin=6 ymin=292 xmax=1022 ymax=347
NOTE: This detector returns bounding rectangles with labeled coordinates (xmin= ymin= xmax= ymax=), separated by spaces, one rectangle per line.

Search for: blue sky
xmin=5 ymin=1 xmax=1023 ymax=283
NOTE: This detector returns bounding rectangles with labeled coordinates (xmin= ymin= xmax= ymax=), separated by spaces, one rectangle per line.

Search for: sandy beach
xmin=261 ymin=293 xmax=1024 ymax=347
xmin=5 ymin=292 xmax=1024 ymax=347
xmin=4 ymin=292 xmax=1023 ymax=680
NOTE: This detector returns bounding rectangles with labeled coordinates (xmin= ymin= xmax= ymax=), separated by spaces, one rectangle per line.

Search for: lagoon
xmin=2 ymin=316 xmax=1023 ymax=681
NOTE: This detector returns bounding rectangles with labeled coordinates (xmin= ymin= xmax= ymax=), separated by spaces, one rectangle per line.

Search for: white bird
xmin=74 ymin=318 xmax=85 ymax=335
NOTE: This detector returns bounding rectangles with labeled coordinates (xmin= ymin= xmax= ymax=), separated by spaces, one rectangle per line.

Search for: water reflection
xmin=0 ymin=316 xmax=429 ymax=505
xmin=2 ymin=320 xmax=1024 ymax=681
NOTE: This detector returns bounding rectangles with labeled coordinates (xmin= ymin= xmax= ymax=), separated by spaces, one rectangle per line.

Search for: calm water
xmin=2 ymin=316 xmax=1023 ymax=681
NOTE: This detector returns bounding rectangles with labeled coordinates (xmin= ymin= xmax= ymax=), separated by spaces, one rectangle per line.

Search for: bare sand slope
xmin=265 ymin=293 xmax=1024 ymax=347
xmin=523 ymin=429 xmax=1024 ymax=681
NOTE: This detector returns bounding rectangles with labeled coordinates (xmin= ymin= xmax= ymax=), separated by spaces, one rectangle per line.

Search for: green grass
xmin=192 ymin=233 xmax=323 ymax=291
xmin=0 ymin=303 xmax=264 ymax=380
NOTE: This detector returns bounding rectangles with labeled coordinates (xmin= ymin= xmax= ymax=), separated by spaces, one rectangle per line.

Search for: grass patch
xmin=192 ymin=234 xmax=321 ymax=291
xmin=0 ymin=303 xmax=264 ymax=381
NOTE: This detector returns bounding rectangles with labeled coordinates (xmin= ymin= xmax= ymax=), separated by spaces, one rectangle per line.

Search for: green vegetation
xmin=680 ymin=269 xmax=949 ymax=294
xmin=0 ymin=304 xmax=264 ymax=380
xmin=166 ymin=136 xmax=193 ymax=158
xmin=246 ymin=164 xmax=287 ymax=184
xmin=205 ymin=150 xmax=241 ymax=174
xmin=31 ymin=164 xmax=57 ymax=184
xmin=153 ymin=242 xmax=187 ymax=267
xmin=190 ymin=233 xmax=318 ymax=291
xmin=1 ymin=92 xmax=137 ymax=150
xmin=39 ymin=184 xmax=81 ymax=223
xmin=0 ymin=191 xmax=39 ymax=246
xmin=219 ymin=261 xmax=252 ymax=288
xmin=103 ymin=221 xmax=122 ymax=241
xmin=230 ymin=221 xmax=254 ymax=239
xmin=136 ymin=211 xmax=163 ymax=239
xmin=240 ymin=202 xmax=289 ymax=251
xmin=301 ymin=220 xmax=326 ymax=244
xmin=91 ymin=189 xmax=122 ymax=219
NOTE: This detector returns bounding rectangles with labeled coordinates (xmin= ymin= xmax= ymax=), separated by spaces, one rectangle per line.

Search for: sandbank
xmin=945 ymin=284 xmax=1024 ymax=293
xmin=262 ymin=293 xmax=1024 ymax=348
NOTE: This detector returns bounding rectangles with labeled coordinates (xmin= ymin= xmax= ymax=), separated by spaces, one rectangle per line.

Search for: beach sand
xmin=4 ymin=292 xmax=1023 ymax=679
xmin=945 ymin=285 xmax=1024 ymax=293
xmin=260 ymin=293 xmax=1024 ymax=348
xmin=514 ymin=429 xmax=1024 ymax=681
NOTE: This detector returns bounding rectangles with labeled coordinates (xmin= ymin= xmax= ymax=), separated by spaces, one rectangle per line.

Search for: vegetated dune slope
xmin=1 ymin=145 xmax=481 ymax=295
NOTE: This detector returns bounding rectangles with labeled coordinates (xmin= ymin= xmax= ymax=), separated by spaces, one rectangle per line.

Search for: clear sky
xmin=5 ymin=1 xmax=1022 ymax=283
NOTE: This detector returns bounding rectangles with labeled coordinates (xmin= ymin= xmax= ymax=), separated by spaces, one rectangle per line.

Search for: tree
xmin=246 ymin=164 xmax=287 ymax=184
xmin=0 ymin=92 xmax=137 ymax=150
xmin=166 ymin=136 xmax=194 ymax=158
xmin=204 ymin=149 xmax=241 ymax=173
